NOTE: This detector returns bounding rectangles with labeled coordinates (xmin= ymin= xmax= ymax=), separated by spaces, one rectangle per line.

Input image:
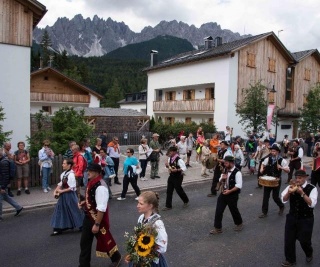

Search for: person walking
xmin=50 ymin=159 xmax=84 ymax=236
xmin=138 ymin=138 xmax=149 ymax=181
xmin=14 ymin=141 xmax=30 ymax=195
xmin=107 ymin=137 xmax=122 ymax=185
xmin=200 ymin=140 xmax=211 ymax=177
xmin=78 ymin=163 xmax=122 ymax=267
xmin=210 ymin=156 xmax=243 ymax=234
xmin=117 ymin=148 xmax=141 ymax=201
xmin=233 ymin=144 xmax=245 ymax=171
xmin=0 ymin=148 xmax=23 ymax=221
xmin=280 ymin=170 xmax=318 ymax=266
xmin=149 ymin=133 xmax=162 ymax=179
xmin=287 ymin=139 xmax=303 ymax=184
xmin=186 ymin=133 xmax=195 ymax=168
xmin=38 ymin=140 xmax=54 ymax=193
xmin=162 ymin=147 xmax=189 ymax=211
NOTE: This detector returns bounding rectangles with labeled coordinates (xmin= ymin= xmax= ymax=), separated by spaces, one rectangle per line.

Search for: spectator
xmin=107 ymin=136 xmax=122 ymax=185
xmin=92 ymin=138 xmax=102 ymax=159
xmin=99 ymin=131 xmax=107 ymax=149
xmin=72 ymin=144 xmax=86 ymax=195
xmin=3 ymin=142 xmax=14 ymax=197
xmin=186 ymin=133 xmax=195 ymax=168
xmin=79 ymin=141 xmax=93 ymax=187
xmin=14 ymin=141 xmax=30 ymax=195
xmin=305 ymin=133 xmax=314 ymax=157
xmin=138 ymin=138 xmax=149 ymax=181
xmin=38 ymin=140 xmax=55 ymax=193
xmin=224 ymin=126 xmax=232 ymax=142
xmin=63 ymin=141 xmax=76 ymax=159
xmin=233 ymin=144 xmax=245 ymax=171
xmin=176 ymin=136 xmax=187 ymax=163
xmin=149 ymin=133 xmax=162 ymax=179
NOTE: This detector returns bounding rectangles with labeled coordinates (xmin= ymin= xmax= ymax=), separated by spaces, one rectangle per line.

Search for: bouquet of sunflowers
xmin=124 ymin=223 xmax=159 ymax=267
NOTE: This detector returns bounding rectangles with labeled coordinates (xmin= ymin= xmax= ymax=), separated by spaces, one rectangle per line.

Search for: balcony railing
xmin=31 ymin=92 xmax=90 ymax=103
xmin=153 ymin=99 xmax=214 ymax=112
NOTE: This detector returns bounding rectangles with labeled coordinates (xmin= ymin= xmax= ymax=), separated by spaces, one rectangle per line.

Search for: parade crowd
xmin=1 ymin=126 xmax=320 ymax=267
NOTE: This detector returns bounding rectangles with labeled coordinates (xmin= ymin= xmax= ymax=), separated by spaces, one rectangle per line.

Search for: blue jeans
xmin=0 ymin=189 xmax=22 ymax=218
xmin=42 ymin=167 xmax=51 ymax=189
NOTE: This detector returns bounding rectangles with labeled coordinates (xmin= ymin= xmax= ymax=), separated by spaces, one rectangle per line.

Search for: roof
xmin=118 ymin=90 xmax=147 ymax=104
xmin=291 ymin=49 xmax=320 ymax=64
xmin=31 ymin=67 xmax=104 ymax=99
xmin=74 ymin=107 xmax=148 ymax=117
xmin=16 ymin=0 xmax=47 ymax=28
xmin=144 ymin=32 xmax=296 ymax=72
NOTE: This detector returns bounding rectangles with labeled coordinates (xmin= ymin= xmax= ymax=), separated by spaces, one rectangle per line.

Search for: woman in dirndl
xmin=50 ymin=159 xmax=84 ymax=236
xmin=128 ymin=191 xmax=169 ymax=267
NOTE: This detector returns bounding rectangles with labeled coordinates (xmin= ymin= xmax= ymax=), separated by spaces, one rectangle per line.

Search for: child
xmin=249 ymin=154 xmax=256 ymax=175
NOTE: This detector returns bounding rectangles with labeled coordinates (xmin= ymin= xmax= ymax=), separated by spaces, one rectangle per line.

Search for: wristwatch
xmin=95 ymin=222 xmax=100 ymax=227
xmin=301 ymin=193 xmax=305 ymax=198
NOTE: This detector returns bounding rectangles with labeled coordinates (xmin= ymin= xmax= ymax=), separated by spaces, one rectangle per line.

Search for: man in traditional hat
xmin=207 ymin=141 xmax=233 ymax=197
xmin=149 ymin=133 xmax=162 ymax=179
xmin=287 ymin=139 xmax=304 ymax=184
xmin=78 ymin=163 xmax=122 ymax=267
xmin=162 ymin=146 xmax=189 ymax=211
xmin=280 ymin=170 xmax=318 ymax=267
xmin=210 ymin=156 xmax=243 ymax=234
xmin=258 ymin=143 xmax=289 ymax=218
xmin=256 ymin=139 xmax=271 ymax=189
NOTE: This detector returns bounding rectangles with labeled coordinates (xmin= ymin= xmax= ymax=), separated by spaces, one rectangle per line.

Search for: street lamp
xmin=266 ymin=85 xmax=277 ymax=135
xmin=268 ymin=85 xmax=277 ymax=103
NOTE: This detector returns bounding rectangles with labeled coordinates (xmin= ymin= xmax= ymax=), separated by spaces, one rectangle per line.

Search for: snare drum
xmin=258 ymin=176 xmax=280 ymax=187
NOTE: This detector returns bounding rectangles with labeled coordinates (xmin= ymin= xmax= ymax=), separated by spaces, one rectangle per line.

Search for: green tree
xmin=40 ymin=29 xmax=52 ymax=67
xmin=54 ymin=50 xmax=69 ymax=72
xmin=235 ymin=81 xmax=268 ymax=132
xmin=0 ymin=104 xmax=12 ymax=146
xmin=28 ymin=107 xmax=93 ymax=157
xmin=102 ymin=78 xmax=124 ymax=108
xmin=299 ymin=84 xmax=320 ymax=133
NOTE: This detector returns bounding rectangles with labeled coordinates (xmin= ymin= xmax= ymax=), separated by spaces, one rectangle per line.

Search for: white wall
xmin=0 ymin=44 xmax=30 ymax=147
xmin=147 ymin=55 xmax=241 ymax=135
xmin=120 ymin=103 xmax=147 ymax=113
xmin=30 ymin=102 xmax=88 ymax=115
xmin=89 ymin=94 xmax=100 ymax=107
xmin=271 ymin=118 xmax=294 ymax=141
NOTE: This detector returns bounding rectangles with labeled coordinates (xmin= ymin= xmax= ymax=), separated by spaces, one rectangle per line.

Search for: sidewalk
xmin=3 ymin=155 xmax=313 ymax=214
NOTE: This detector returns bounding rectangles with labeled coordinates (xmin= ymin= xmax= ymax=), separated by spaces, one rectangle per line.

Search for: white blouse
xmin=138 ymin=144 xmax=150 ymax=160
xmin=58 ymin=170 xmax=76 ymax=191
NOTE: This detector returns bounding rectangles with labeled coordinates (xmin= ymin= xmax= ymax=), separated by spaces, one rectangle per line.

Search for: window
xmin=42 ymin=106 xmax=52 ymax=114
xmin=286 ymin=67 xmax=294 ymax=101
xmin=208 ymin=118 xmax=214 ymax=125
xmin=304 ymin=68 xmax=311 ymax=81
xmin=165 ymin=91 xmax=176 ymax=101
xmin=185 ymin=117 xmax=192 ymax=124
xmin=247 ymin=52 xmax=256 ymax=68
xmin=165 ymin=117 xmax=175 ymax=125
xmin=268 ymin=58 xmax=276 ymax=73
xmin=183 ymin=90 xmax=195 ymax=100
xmin=205 ymin=87 xmax=215 ymax=99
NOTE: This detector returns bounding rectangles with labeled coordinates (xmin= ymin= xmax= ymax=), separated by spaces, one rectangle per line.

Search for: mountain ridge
xmin=33 ymin=14 xmax=250 ymax=57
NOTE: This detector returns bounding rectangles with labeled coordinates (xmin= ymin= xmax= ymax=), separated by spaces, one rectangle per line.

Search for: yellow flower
xmin=137 ymin=233 xmax=155 ymax=249
xmin=135 ymin=243 xmax=152 ymax=257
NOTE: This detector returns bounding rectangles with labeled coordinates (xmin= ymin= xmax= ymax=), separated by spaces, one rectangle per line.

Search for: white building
xmin=118 ymin=90 xmax=147 ymax=114
xmin=0 ymin=0 xmax=47 ymax=146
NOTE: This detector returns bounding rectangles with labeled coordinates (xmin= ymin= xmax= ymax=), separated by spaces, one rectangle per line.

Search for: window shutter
xmin=205 ymin=88 xmax=210 ymax=100
xmin=183 ymin=90 xmax=187 ymax=100
xmin=191 ymin=90 xmax=195 ymax=100
xmin=172 ymin=91 xmax=176 ymax=100
xmin=165 ymin=92 xmax=169 ymax=101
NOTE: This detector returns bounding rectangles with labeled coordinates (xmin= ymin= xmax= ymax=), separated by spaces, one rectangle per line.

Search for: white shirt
xmin=281 ymin=181 xmax=318 ymax=208
xmin=297 ymin=147 xmax=304 ymax=159
xmin=95 ymin=184 xmax=109 ymax=212
xmin=138 ymin=144 xmax=149 ymax=160
xmin=223 ymin=149 xmax=233 ymax=159
xmin=233 ymin=149 xmax=245 ymax=166
xmin=262 ymin=156 xmax=289 ymax=172
xmin=177 ymin=141 xmax=187 ymax=155
xmin=167 ymin=157 xmax=187 ymax=171
xmin=58 ymin=170 xmax=76 ymax=191
xmin=224 ymin=130 xmax=231 ymax=141
xmin=219 ymin=166 xmax=243 ymax=189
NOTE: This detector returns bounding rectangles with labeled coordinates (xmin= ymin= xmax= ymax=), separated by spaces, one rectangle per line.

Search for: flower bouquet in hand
xmin=124 ymin=223 xmax=159 ymax=267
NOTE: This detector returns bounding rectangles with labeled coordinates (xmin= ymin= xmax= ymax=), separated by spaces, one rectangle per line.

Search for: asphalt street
xmin=1 ymin=173 xmax=319 ymax=267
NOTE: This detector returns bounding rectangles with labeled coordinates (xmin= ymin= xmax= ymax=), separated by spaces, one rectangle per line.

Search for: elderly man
xmin=210 ymin=156 xmax=243 ymax=234
xmin=259 ymin=143 xmax=289 ymax=218
xmin=0 ymin=148 xmax=23 ymax=221
xmin=149 ymin=133 xmax=162 ymax=179
xmin=281 ymin=170 xmax=318 ymax=267
xmin=176 ymin=135 xmax=187 ymax=163
xmin=78 ymin=163 xmax=122 ymax=267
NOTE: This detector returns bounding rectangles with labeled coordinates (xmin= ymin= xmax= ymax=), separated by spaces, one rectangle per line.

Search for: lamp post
xmin=266 ymin=85 xmax=277 ymax=137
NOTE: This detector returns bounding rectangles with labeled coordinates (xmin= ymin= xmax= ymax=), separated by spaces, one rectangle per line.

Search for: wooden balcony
xmin=153 ymin=99 xmax=214 ymax=112
xmin=31 ymin=92 xmax=90 ymax=103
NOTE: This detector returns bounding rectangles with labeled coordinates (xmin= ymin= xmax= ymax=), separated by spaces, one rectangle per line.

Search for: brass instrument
xmin=216 ymin=168 xmax=228 ymax=192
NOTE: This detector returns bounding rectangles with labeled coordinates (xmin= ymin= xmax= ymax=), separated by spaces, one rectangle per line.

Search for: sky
xmin=37 ymin=0 xmax=320 ymax=52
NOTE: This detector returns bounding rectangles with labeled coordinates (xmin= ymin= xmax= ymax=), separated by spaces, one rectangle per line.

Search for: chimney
xmin=204 ymin=36 xmax=213 ymax=49
xmin=150 ymin=50 xmax=158 ymax=67
xmin=214 ymin=36 xmax=223 ymax=47
xmin=39 ymin=57 xmax=43 ymax=69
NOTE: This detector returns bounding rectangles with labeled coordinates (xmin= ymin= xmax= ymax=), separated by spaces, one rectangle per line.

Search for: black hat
xmin=224 ymin=155 xmax=235 ymax=162
xmin=293 ymin=138 xmax=300 ymax=145
xmin=220 ymin=141 xmax=230 ymax=146
xmin=87 ymin=163 xmax=102 ymax=173
xmin=263 ymin=139 xmax=270 ymax=143
xmin=294 ymin=170 xmax=309 ymax=177
xmin=168 ymin=146 xmax=178 ymax=152
xmin=270 ymin=143 xmax=281 ymax=152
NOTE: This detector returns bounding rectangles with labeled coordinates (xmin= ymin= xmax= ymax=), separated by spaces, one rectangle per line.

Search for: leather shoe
xmin=114 ymin=181 xmax=121 ymax=185
xmin=258 ymin=213 xmax=267 ymax=218
xmin=14 ymin=207 xmax=23 ymax=217
xmin=207 ymin=193 xmax=217 ymax=197
xmin=154 ymin=175 xmax=161 ymax=178
xmin=281 ymin=260 xmax=296 ymax=266
xmin=209 ymin=228 xmax=223 ymax=235
xmin=162 ymin=207 xmax=172 ymax=211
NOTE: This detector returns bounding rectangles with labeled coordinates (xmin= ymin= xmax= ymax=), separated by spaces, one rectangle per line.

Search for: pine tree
xmin=102 ymin=78 xmax=124 ymax=108
xmin=40 ymin=29 xmax=52 ymax=67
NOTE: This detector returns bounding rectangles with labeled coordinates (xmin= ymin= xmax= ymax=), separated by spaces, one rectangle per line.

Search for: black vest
xmin=292 ymin=146 xmax=301 ymax=161
xmin=264 ymin=156 xmax=283 ymax=178
xmin=169 ymin=156 xmax=183 ymax=178
xmin=227 ymin=168 xmax=241 ymax=194
xmin=289 ymin=184 xmax=315 ymax=218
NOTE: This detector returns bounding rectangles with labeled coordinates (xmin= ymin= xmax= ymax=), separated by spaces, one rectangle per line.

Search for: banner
xmin=267 ymin=104 xmax=275 ymax=131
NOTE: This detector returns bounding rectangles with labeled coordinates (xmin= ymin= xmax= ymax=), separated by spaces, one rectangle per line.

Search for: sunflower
xmin=137 ymin=233 xmax=155 ymax=249
xmin=135 ymin=243 xmax=152 ymax=257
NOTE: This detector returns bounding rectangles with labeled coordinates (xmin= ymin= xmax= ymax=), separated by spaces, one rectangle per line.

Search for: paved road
xmin=1 ymin=173 xmax=319 ymax=267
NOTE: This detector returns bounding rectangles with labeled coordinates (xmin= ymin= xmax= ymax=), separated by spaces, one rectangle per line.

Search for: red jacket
xmin=73 ymin=152 xmax=85 ymax=177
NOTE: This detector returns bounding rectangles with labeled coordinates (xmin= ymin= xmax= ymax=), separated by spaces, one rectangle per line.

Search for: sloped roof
xmin=31 ymin=67 xmax=103 ymax=99
xmin=16 ymin=0 xmax=47 ymax=28
xmin=118 ymin=90 xmax=147 ymax=104
xmin=144 ymin=32 xmax=295 ymax=72
xmin=291 ymin=49 xmax=320 ymax=64
xmin=74 ymin=107 xmax=148 ymax=117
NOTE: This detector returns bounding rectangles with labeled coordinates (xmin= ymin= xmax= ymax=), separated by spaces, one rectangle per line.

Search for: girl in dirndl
xmin=128 ymin=191 xmax=169 ymax=267
xmin=50 ymin=159 xmax=84 ymax=236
